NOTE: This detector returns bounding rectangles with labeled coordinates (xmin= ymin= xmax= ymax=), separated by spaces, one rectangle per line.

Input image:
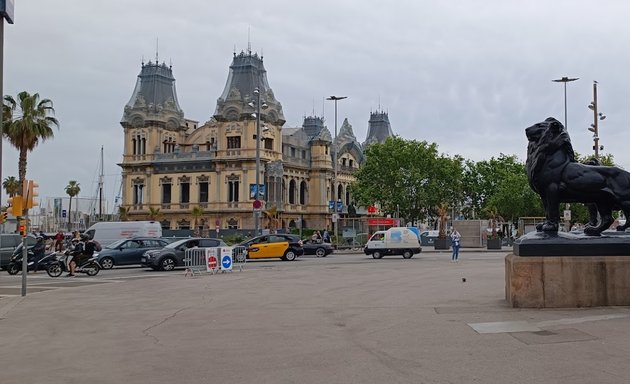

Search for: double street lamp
xmin=326 ymin=95 xmax=347 ymax=248
xmin=552 ymin=76 xmax=579 ymax=130
xmin=250 ymin=88 xmax=267 ymax=236
xmin=552 ymin=76 xmax=578 ymax=231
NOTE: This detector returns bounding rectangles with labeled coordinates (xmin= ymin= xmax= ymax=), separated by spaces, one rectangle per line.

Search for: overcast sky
xmin=3 ymin=0 xmax=630 ymax=213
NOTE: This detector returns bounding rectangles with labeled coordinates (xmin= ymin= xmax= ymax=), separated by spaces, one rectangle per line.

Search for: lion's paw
xmin=584 ymin=227 xmax=602 ymax=236
xmin=541 ymin=222 xmax=558 ymax=232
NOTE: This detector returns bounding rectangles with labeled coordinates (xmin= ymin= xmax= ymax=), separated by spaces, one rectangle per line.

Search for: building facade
xmin=118 ymin=51 xmax=392 ymax=232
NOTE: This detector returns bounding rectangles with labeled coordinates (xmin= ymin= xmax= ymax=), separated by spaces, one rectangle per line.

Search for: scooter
xmin=6 ymin=251 xmax=57 ymax=275
xmin=46 ymin=251 xmax=101 ymax=277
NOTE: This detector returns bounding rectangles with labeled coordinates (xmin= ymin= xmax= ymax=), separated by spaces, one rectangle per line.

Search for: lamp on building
xmin=326 ymin=95 xmax=348 ymax=248
xmin=252 ymin=88 xmax=268 ymax=236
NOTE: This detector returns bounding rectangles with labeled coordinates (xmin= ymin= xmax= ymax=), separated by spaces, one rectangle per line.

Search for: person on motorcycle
xmin=67 ymin=234 xmax=96 ymax=277
xmin=31 ymin=236 xmax=46 ymax=273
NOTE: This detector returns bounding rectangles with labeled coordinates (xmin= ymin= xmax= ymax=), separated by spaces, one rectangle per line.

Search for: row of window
xmin=133 ymin=181 xmax=353 ymax=206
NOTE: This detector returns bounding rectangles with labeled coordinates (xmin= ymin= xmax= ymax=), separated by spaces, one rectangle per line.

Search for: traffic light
xmin=25 ymin=180 xmax=39 ymax=209
xmin=6 ymin=195 xmax=23 ymax=217
xmin=18 ymin=219 xmax=27 ymax=237
xmin=0 ymin=212 xmax=7 ymax=223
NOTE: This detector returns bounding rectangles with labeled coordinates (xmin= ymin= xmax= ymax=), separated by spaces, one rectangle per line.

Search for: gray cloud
xmin=3 ymin=0 xmax=630 ymax=210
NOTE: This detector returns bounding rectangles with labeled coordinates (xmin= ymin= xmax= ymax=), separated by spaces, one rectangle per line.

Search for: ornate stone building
xmin=119 ymin=51 xmax=392 ymax=231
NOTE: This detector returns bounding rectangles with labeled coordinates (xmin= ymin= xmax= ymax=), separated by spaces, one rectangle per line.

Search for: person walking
xmin=450 ymin=228 xmax=461 ymax=262
xmin=54 ymin=230 xmax=65 ymax=252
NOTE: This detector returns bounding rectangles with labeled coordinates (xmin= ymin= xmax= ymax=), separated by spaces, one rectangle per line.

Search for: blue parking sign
xmin=336 ymin=200 xmax=343 ymax=212
xmin=328 ymin=200 xmax=335 ymax=209
xmin=62 ymin=209 xmax=67 ymax=218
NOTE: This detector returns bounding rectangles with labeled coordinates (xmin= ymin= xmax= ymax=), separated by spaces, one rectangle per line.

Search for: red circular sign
xmin=253 ymin=199 xmax=262 ymax=209
xmin=208 ymin=256 xmax=217 ymax=269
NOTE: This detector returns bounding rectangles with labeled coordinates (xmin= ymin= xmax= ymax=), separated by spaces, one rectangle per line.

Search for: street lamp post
xmin=552 ymin=76 xmax=579 ymax=130
xmin=251 ymin=88 xmax=268 ymax=236
xmin=326 ymin=96 xmax=347 ymax=248
xmin=552 ymin=76 xmax=578 ymax=232
xmin=588 ymin=81 xmax=606 ymax=159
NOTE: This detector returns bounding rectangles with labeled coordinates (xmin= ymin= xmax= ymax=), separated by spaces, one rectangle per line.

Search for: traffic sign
xmin=221 ymin=254 xmax=232 ymax=271
xmin=328 ymin=200 xmax=335 ymax=210
xmin=336 ymin=200 xmax=343 ymax=212
xmin=253 ymin=199 xmax=262 ymax=210
xmin=208 ymin=255 xmax=218 ymax=269
xmin=62 ymin=209 xmax=67 ymax=218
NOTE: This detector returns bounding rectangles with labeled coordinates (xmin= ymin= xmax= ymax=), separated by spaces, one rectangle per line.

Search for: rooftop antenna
xmin=141 ymin=55 xmax=145 ymax=66
xmin=322 ymin=97 xmax=325 ymax=119
xmin=155 ymin=37 xmax=159 ymax=63
xmin=261 ymin=47 xmax=263 ymax=60
xmin=233 ymin=44 xmax=237 ymax=57
xmin=312 ymin=98 xmax=316 ymax=116
xmin=247 ymin=26 xmax=251 ymax=54
xmin=378 ymin=94 xmax=381 ymax=111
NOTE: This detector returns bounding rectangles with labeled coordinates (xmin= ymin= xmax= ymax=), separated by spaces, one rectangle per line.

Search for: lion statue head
xmin=525 ymin=117 xmax=576 ymax=191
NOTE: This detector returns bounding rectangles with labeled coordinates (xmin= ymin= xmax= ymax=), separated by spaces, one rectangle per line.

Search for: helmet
xmin=36 ymin=236 xmax=44 ymax=241
xmin=80 ymin=234 xmax=90 ymax=241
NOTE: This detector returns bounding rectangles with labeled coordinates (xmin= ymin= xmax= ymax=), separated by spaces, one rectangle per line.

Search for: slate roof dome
xmin=122 ymin=60 xmax=185 ymax=129
xmin=214 ymin=50 xmax=285 ymax=126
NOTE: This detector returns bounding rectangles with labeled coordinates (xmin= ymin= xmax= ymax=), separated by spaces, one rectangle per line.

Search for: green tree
xmin=191 ymin=206 xmax=204 ymax=234
xmin=118 ymin=206 xmax=130 ymax=221
xmin=350 ymin=137 xmax=463 ymax=224
xmin=485 ymin=168 xmax=544 ymax=222
xmin=3 ymin=91 xmax=59 ymax=203
xmin=148 ymin=207 xmax=161 ymax=221
xmin=2 ymin=176 xmax=20 ymax=197
xmin=65 ymin=181 xmax=80 ymax=229
xmin=462 ymin=154 xmax=525 ymax=219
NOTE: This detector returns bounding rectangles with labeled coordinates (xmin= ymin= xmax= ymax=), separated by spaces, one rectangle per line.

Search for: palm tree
xmin=65 ymin=181 xmax=80 ymax=230
xmin=118 ymin=206 xmax=130 ymax=221
xmin=3 ymin=91 xmax=59 ymax=201
xmin=148 ymin=207 xmax=161 ymax=221
xmin=2 ymin=176 xmax=20 ymax=197
xmin=191 ymin=206 xmax=204 ymax=235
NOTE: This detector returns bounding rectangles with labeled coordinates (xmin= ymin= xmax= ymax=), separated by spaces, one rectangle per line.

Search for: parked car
xmin=95 ymin=237 xmax=170 ymax=269
xmin=141 ymin=237 xmax=226 ymax=271
xmin=237 ymin=234 xmax=304 ymax=261
xmin=301 ymin=239 xmax=334 ymax=257
xmin=419 ymin=230 xmax=440 ymax=246
xmin=0 ymin=234 xmax=31 ymax=270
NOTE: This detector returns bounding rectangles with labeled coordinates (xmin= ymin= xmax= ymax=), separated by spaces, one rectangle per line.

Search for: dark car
xmin=236 ymin=234 xmax=304 ymax=261
xmin=301 ymin=239 xmax=334 ymax=257
xmin=0 ymin=234 xmax=28 ymax=270
xmin=95 ymin=237 xmax=170 ymax=269
xmin=141 ymin=237 xmax=226 ymax=271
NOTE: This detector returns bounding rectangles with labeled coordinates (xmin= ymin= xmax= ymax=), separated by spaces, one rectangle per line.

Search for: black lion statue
xmin=525 ymin=117 xmax=630 ymax=236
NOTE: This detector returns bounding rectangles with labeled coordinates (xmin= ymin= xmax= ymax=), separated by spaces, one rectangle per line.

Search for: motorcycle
xmin=46 ymin=251 xmax=101 ymax=277
xmin=6 ymin=250 xmax=57 ymax=275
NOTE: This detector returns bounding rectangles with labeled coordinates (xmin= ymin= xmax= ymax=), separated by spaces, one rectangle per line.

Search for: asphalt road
xmin=2 ymin=250 xmax=627 ymax=384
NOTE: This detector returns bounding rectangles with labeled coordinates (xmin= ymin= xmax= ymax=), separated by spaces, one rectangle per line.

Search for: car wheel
xmin=160 ymin=257 xmax=176 ymax=271
xmin=315 ymin=248 xmax=326 ymax=257
xmin=402 ymin=250 xmax=413 ymax=259
xmin=282 ymin=250 xmax=297 ymax=261
xmin=372 ymin=250 xmax=384 ymax=259
xmin=100 ymin=257 xmax=114 ymax=269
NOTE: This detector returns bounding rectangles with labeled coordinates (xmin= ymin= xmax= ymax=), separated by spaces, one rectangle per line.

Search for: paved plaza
xmin=1 ymin=250 xmax=629 ymax=384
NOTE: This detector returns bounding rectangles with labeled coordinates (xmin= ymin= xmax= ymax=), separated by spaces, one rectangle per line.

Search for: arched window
xmin=288 ymin=180 xmax=296 ymax=204
xmin=299 ymin=181 xmax=307 ymax=205
xmin=337 ymin=184 xmax=343 ymax=201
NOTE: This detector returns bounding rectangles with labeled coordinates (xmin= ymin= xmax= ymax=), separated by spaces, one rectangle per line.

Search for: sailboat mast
xmin=99 ymin=146 xmax=104 ymax=219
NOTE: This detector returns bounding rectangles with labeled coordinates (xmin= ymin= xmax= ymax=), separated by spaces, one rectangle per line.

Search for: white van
xmin=364 ymin=227 xmax=422 ymax=259
xmin=83 ymin=221 xmax=162 ymax=246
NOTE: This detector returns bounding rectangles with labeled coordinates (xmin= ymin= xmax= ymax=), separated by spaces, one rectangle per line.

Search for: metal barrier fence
xmin=184 ymin=246 xmax=247 ymax=277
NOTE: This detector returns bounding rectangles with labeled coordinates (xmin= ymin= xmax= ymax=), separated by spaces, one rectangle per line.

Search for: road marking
xmin=469 ymin=313 xmax=630 ymax=334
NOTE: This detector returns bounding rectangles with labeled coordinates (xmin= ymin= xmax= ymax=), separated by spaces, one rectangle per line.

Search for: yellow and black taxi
xmin=237 ymin=234 xmax=304 ymax=261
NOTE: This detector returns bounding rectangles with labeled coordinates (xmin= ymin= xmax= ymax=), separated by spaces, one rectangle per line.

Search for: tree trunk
xmin=68 ymin=197 xmax=73 ymax=230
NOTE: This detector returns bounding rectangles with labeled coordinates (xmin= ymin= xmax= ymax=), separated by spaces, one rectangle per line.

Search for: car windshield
xmin=165 ymin=238 xmax=190 ymax=249
xmin=106 ymin=239 xmax=127 ymax=249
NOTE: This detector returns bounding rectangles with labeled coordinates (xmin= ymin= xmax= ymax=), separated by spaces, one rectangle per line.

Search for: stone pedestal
xmin=505 ymin=254 xmax=630 ymax=308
